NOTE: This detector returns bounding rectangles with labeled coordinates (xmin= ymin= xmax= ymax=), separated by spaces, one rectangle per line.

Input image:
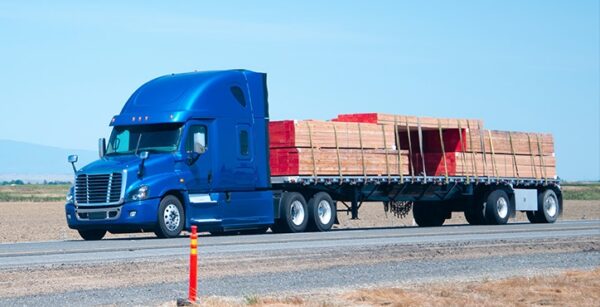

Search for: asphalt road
xmin=0 ymin=220 xmax=598 ymax=306
xmin=0 ymin=220 xmax=598 ymax=268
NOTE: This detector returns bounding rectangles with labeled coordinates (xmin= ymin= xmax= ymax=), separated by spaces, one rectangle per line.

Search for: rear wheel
xmin=154 ymin=195 xmax=185 ymax=238
xmin=307 ymin=192 xmax=336 ymax=232
xmin=78 ymin=229 xmax=106 ymax=240
xmin=272 ymin=192 xmax=308 ymax=233
xmin=464 ymin=199 xmax=486 ymax=225
xmin=483 ymin=190 xmax=510 ymax=225
xmin=528 ymin=189 xmax=560 ymax=224
xmin=413 ymin=202 xmax=446 ymax=227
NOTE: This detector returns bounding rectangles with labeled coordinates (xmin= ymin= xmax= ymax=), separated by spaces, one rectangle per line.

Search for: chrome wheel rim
xmin=317 ymin=200 xmax=332 ymax=225
xmin=496 ymin=197 xmax=508 ymax=219
xmin=545 ymin=195 xmax=558 ymax=217
xmin=164 ymin=204 xmax=180 ymax=231
xmin=290 ymin=200 xmax=305 ymax=226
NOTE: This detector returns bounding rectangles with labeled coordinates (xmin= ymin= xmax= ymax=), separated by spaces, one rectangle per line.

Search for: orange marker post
xmin=188 ymin=225 xmax=198 ymax=303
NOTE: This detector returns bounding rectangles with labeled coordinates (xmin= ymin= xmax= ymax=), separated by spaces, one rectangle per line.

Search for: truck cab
xmin=65 ymin=70 xmax=274 ymax=240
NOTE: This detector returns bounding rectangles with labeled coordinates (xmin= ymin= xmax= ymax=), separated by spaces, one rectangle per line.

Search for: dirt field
xmin=0 ymin=199 xmax=598 ymax=243
xmin=185 ymin=268 xmax=600 ymax=307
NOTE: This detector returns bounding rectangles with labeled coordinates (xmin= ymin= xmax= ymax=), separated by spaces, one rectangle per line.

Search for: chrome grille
xmin=75 ymin=172 xmax=123 ymax=205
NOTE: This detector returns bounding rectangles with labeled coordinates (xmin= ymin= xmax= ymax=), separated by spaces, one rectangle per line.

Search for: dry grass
xmin=183 ymin=268 xmax=600 ymax=306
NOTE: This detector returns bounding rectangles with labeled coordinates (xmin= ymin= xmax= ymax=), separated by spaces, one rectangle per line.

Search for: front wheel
xmin=78 ymin=229 xmax=106 ymax=241
xmin=154 ymin=195 xmax=185 ymax=238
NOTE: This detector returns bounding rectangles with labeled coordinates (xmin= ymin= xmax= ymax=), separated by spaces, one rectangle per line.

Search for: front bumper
xmin=65 ymin=198 xmax=160 ymax=231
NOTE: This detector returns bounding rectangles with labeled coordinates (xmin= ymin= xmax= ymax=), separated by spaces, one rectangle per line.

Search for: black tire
xmin=464 ymin=199 xmax=486 ymax=225
xmin=78 ymin=229 xmax=106 ymax=240
xmin=483 ymin=189 xmax=511 ymax=225
xmin=413 ymin=202 xmax=446 ymax=227
xmin=307 ymin=192 xmax=336 ymax=232
xmin=526 ymin=211 xmax=542 ymax=223
xmin=529 ymin=189 xmax=560 ymax=223
xmin=154 ymin=195 xmax=185 ymax=238
xmin=272 ymin=192 xmax=308 ymax=233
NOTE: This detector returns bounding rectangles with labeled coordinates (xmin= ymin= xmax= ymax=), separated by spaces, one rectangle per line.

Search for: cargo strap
xmin=358 ymin=123 xmax=367 ymax=180
xmin=437 ymin=119 xmax=449 ymax=183
xmin=417 ymin=118 xmax=427 ymax=180
xmin=508 ymin=131 xmax=520 ymax=178
xmin=405 ymin=118 xmax=415 ymax=180
xmin=527 ymin=133 xmax=538 ymax=179
xmin=332 ymin=123 xmax=343 ymax=181
xmin=381 ymin=124 xmax=391 ymax=181
xmin=306 ymin=122 xmax=317 ymax=178
xmin=467 ymin=121 xmax=478 ymax=182
xmin=478 ymin=122 xmax=489 ymax=180
xmin=457 ymin=120 xmax=470 ymax=184
xmin=536 ymin=134 xmax=548 ymax=183
xmin=487 ymin=130 xmax=499 ymax=180
xmin=394 ymin=116 xmax=403 ymax=181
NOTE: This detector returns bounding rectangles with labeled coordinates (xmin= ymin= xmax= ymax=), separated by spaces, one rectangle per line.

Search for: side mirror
xmin=193 ymin=132 xmax=206 ymax=154
xmin=137 ymin=151 xmax=149 ymax=178
xmin=98 ymin=138 xmax=106 ymax=158
xmin=68 ymin=155 xmax=78 ymax=163
xmin=68 ymin=155 xmax=78 ymax=173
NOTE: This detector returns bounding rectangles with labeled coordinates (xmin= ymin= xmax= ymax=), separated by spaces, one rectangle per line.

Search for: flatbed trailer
xmin=269 ymin=175 xmax=562 ymax=230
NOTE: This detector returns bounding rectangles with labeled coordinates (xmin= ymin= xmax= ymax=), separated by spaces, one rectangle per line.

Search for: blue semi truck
xmin=65 ymin=70 xmax=562 ymax=240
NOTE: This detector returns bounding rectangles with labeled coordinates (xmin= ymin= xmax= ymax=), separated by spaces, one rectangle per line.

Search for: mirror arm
xmin=186 ymin=152 xmax=200 ymax=165
xmin=70 ymin=162 xmax=77 ymax=173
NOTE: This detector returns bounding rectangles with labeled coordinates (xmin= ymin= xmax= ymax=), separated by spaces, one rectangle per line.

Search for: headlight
xmin=130 ymin=185 xmax=149 ymax=201
xmin=66 ymin=186 xmax=74 ymax=203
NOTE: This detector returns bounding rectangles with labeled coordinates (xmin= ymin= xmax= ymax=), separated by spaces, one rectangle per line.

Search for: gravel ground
xmin=1 ymin=249 xmax=598 ymax=306
xmin=0 ymin=200 xmax=598 ymax=243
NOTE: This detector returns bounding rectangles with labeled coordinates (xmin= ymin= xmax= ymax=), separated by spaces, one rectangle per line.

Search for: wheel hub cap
xmin=290 ymin=200 xmax=305 ymax=226
xmin=496 ymin=197 xmax=508 ymax=218
xmin=164 ymin=204 xmax=180 ymax=231
xmin=545 ymin=196 xmax=558 ymax=217
xmin=317 ymin=200 xmax=332 ymax=225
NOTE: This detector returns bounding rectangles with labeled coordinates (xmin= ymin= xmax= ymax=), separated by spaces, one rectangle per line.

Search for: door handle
xmin=208 ymin=171 xmax=212 ymax=184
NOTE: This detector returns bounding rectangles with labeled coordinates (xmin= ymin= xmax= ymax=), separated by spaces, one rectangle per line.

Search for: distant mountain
xmin=0 ymin=139 xmax=96 ymax=182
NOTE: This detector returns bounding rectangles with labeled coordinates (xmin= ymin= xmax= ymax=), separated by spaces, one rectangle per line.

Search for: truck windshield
xmin=106 ymin=124 xmax=183 ymax=155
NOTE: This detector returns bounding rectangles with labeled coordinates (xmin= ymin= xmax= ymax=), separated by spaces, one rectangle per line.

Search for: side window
xmin=239 ymin=130 xmax=249 ymax=156
xmin=230 ymin=86 xmax=246 ymax=107
xmin=186 ymin=125 xmax=207 ymax=153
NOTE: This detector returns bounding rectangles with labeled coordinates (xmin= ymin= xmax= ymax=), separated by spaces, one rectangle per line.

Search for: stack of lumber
xmin=333 ymin=113 xmax=482 ymax=130
xmin=332 ymin=113 xmax=557 ymax=179
xmin=269 ymin=120 xmax=409 ymax=176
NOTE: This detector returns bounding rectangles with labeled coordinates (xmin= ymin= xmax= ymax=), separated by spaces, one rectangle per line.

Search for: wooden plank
xmin=333 ymin=113 xmax=483 ymax=130
xmin=270 ymin=148 xmax=410 ymax=176
xmin=269 ymin=120 xmax=396 ymax=149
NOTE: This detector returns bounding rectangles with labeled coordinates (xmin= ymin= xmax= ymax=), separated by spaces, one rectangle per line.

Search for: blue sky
xmin=0 ymin=1 xmax=598 ymax=180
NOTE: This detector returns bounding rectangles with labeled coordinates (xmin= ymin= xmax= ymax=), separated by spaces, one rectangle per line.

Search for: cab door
xmin=181 ymin=120 xmax=221 ymax=225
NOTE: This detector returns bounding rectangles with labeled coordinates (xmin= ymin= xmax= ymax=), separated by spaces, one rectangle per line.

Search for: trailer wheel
xmin=78 ymin=229 xmax=106 ymax=240
xmin=307 ymin=192 xmax=336 ymax=232
xmin=464 ymin=200 xmax=485 ymax=225
xmin=272 ymin=192 xmax=308 ymax=233
xmin=413 ymin=202 xmax=446 ymax=227
xmin=483 ymin=190 xmax=510 ymax=225
xmin=528 ymin=189 xmax=560 ymax=224
xmin=154 ymin=195 xmax=185 ymax=238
